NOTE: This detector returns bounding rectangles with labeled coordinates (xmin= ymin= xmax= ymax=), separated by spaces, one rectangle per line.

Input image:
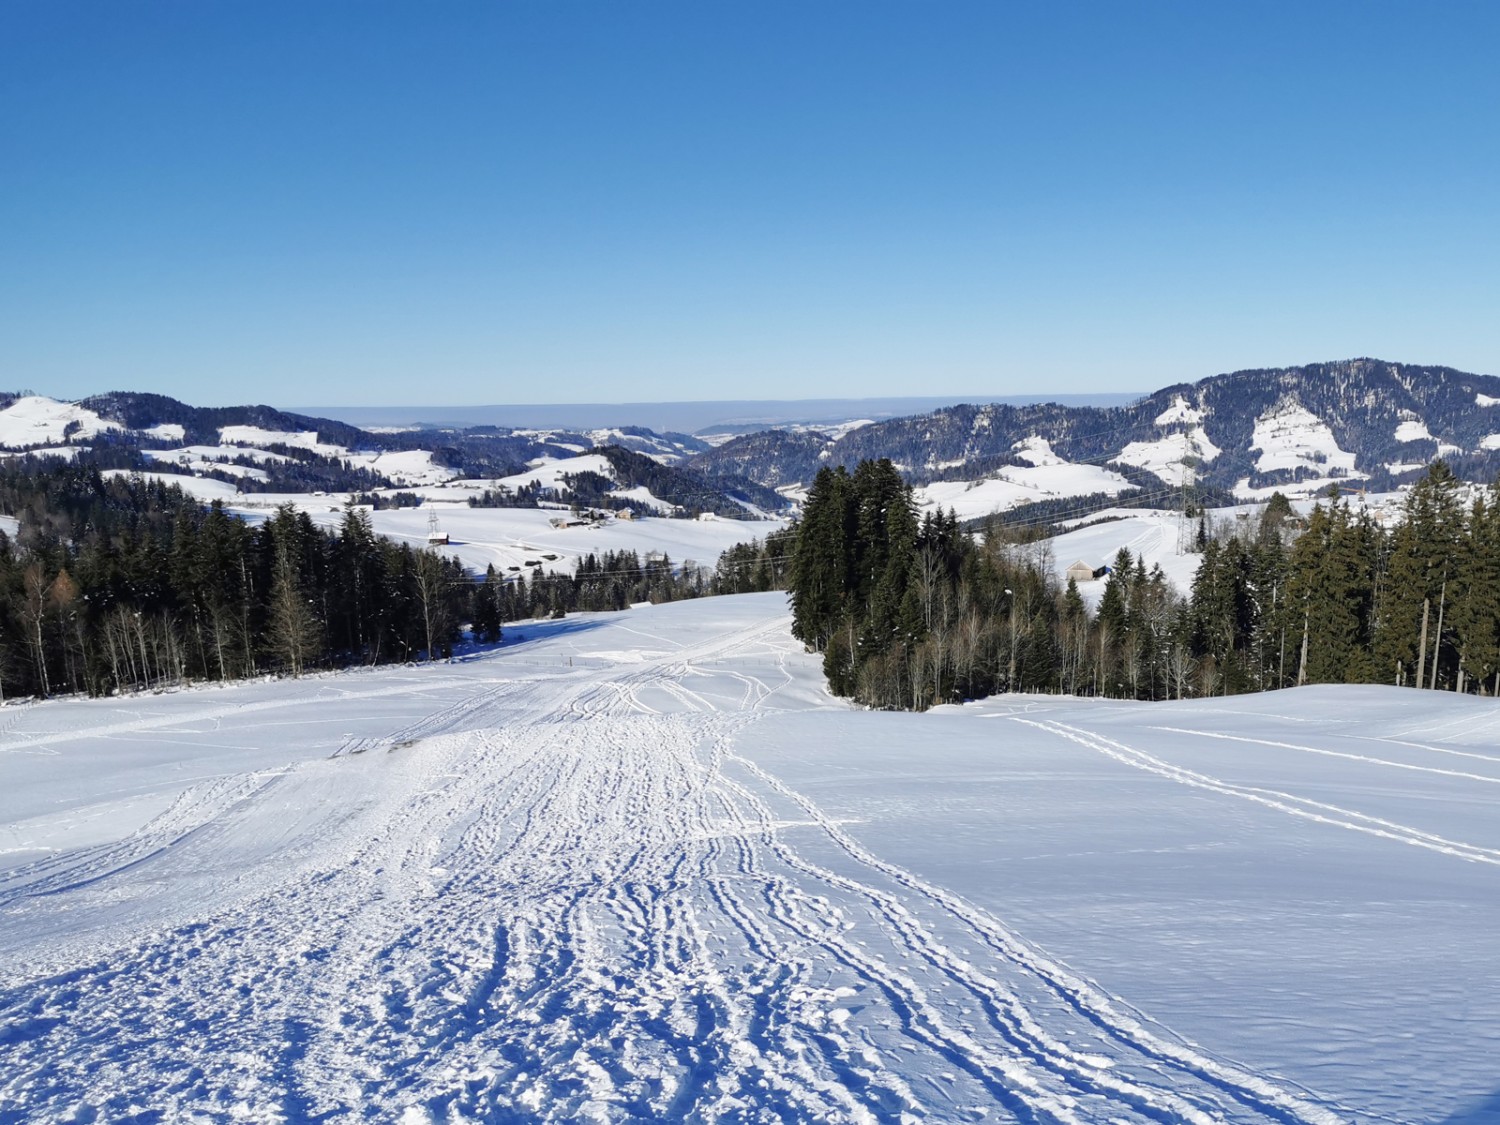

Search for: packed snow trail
xmin=0 ymin=604 xmax=1352 ymax=1122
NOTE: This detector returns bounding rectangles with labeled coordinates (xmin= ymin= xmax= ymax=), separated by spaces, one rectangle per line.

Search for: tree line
xmin=0 ymin=462 xmax=474 ymax=698
xmin=786 ymin=458 xmax=1500 ymax=710
xmin=0 ymin=461 xmax=792 ymax=700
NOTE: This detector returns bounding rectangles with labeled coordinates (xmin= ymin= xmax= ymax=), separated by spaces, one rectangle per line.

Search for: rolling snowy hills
xmin=3 ymin=593 xmax=1498 ymax=1123
xmin=6 ymin=359 xmax=1500 ymax=539
xmin=692 ymin=358 xmax=1500 ymax=512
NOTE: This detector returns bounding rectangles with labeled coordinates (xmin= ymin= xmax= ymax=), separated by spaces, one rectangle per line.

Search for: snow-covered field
xmin=2 ymin=593 xmax=1498 ymax=1122
xmin=292 ymin=505 xmax=781 ymax=578
xmin=1043 ymin=509 xmax=1202 ymax=602
xmin=915 ymin=437 xmax=1134 ymax=523
xmin=95 ymin=474 xmax=784 ymax=578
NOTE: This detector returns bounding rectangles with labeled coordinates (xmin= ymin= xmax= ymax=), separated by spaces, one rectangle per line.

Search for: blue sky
xmin=3 ymin=1 xmax=1498 ymax=407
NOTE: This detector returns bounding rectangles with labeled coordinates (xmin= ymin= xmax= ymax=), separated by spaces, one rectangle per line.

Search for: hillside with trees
xmin=0 ymin=460 xmax=790 ymax=700
xmin=694 ymin=359 xmax=1500 ymax=496
xmin=786 ymin=458 xmax=1500 ymax=709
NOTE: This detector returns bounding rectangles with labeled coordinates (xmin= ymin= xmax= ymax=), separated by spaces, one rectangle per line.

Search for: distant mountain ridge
xmin=688 ymin=359 xmax=1500 ymax=500
xmin=0 ymin=390 xmax=779 ymax=518
xmin=5 ymin=359 xmax=1498 ymax=523
xmin=297 ymin=393 xmax=1143 ymax=435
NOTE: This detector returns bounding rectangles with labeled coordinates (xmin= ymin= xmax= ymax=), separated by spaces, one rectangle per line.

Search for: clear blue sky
xmin=3 ymin=1 xmax=1498 ymax=407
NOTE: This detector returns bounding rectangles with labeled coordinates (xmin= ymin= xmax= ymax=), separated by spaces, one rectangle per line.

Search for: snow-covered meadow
xmin=2 ymin=592 xmax=1499 ymax=1122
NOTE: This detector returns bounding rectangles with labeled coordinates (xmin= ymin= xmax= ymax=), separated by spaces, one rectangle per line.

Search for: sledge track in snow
xmin=0 ymin=614 xmax=1346 ymax=1122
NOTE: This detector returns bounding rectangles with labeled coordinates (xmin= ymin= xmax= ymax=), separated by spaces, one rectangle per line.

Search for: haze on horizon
xmin=3 ymin=2 xmax=1498 ymax=408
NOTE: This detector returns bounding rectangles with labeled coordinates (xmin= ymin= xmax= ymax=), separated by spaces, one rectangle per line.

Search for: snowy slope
xmin=1044 ymin=509 xmax=1201 ymax=601
xmin=310 ymin=505 xmax=780 ymax=577
xmin=488 ymin=453 xmax=679 ymax=514
xmin=1115 ymin=426 xmax=1221 ymax=487
xmin=216 ymin=425 xmax=458 ymax=486
xmin=1249 ymin=400 xmax=1359 ymax=476
xmin=2 ymin=594 xmax=1499 ymax=1122
xmin=915 ymin=437 xmax=1134 ymax=521
xmin=0 ymin=395 xmax=120 ymax=447
xmin=496 ymin=452 xmax=617 ymax=493
xmin=102 ymin=468 xmax=246 ymax=502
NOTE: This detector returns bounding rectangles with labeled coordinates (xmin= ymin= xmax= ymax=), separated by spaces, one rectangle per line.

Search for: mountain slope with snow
xmin=2 ymin=594 xmax=1497 ymax=1122
xmin=691 ymin=358 xmax=1500 ymax=515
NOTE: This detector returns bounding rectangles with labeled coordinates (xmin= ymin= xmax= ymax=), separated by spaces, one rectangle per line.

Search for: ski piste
xmin=3 ymin=592 xmax=1497 ymax=1122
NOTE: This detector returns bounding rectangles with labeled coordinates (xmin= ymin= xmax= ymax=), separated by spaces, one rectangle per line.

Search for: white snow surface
xmin=1115 ymin=427 xmax=1221 ymax=487
xmin=1478 ymin=393 xmax=1500 ymax=408
xmin=915 ymin=444 xmax=1133 ymax=521
xmin=147 ymin=443 xmax=296 ymax=467
xmin=479 ymin=453 xmax=685 ymax=514
xmin=0 ymin=445 xmax=90 ymax=463
xmin=103 ymin=468 xmax=246 ymax=501
xmin=1042 ymin=509 xmax=1203 ymax=602
xmin=2 ymin=593 xmax=1498 ymax=1122
xmin=0 ymin=396 xmax=120 ymax=447
xmin=215 ymin=426 xmax=456 ymax=486
xmin=219 ymin=499 xmax=785 ymax=579
xmin=218 ymin=425 xmax=341 ymax=453
xmin=144 ymin=446 xmax=284 ymax=479
xmin=1010 ymin=433 xmax=1065 ymax=466
xmin=492 ymin=452 xmax=618 ymax=495
xmin=1394 ymin=417 xmax=1434 ymax=443
xmin=1482 ymin=435 xmax=1500 ymax=451
xmin=1249 ymin=401 xmax=1358 ymax=476
xmin=1153 ymin=395 xmax=1204 ymax=426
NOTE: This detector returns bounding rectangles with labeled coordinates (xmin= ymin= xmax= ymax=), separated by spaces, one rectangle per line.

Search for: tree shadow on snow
xmin=1435 ymin=1088 xmax=1500 ymax=1125
xmin=496 ymin=615 xmax=616 ymax=652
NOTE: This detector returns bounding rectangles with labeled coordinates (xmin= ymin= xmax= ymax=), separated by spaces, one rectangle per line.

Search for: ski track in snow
xmin=1018 ymin=718 xmax=1500 ymax=868
xmin=0 ymin=617 xmax=1353 ymax=1123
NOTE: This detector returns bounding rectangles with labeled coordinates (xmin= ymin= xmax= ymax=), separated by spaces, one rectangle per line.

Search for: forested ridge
xmin=693 ymin=359 xmax=1500 ymax=495
xmin=787 ymin=458 xmax=1500 ymax=710
xmin=0 ymin=462 xmax=790 ymax=700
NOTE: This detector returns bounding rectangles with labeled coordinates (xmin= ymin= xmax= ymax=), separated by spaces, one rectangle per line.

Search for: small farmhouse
xmin=1065 ymin=560 xmax=1095 ymax=585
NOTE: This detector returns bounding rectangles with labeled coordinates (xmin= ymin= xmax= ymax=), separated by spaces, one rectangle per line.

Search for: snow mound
xmin=1477 ymin=393 xmax=1500 ymax=407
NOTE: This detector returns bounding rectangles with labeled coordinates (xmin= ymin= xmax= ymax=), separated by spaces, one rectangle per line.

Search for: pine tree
xmin=1450 ymin=489 xmax=1500 ymax=693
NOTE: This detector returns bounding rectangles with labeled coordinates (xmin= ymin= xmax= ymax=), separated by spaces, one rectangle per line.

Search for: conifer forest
xmin=787 ymin=459 xmax=1500 ymax=710
xmin=5 ymin=454 xmax=1495 ymax=711
xmin=0 ymin=461 xmax=787 ymax=700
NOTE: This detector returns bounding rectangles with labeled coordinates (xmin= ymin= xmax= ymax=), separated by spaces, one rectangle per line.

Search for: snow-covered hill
xmin=8 ymin=359 xmax=1499 ymax=530
xmin=2 ymin=594 xmax=1498 ymax=1122
xmin=0 ymin=394 xmax=122 ymax=446
xmin=691 ymin=358 xmax=1500 ymax=518
xmin=0 ymin=391 xmax=781 ymax=515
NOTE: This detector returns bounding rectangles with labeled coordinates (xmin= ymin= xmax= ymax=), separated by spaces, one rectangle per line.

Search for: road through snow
xmin=0 ymin=594 xmax=1493 ymax=1122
